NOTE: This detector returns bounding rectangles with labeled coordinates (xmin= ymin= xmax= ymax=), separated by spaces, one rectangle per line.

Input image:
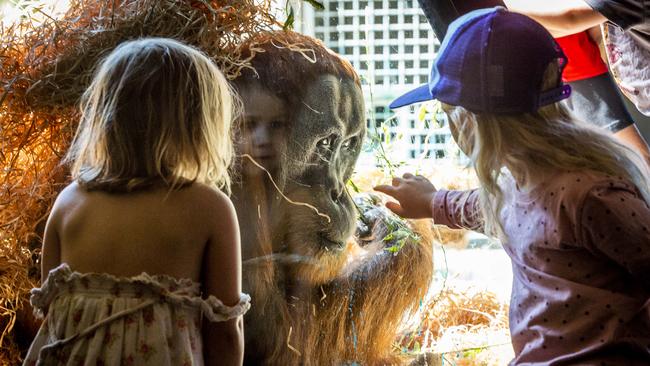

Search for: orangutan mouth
xmin=317 ymin=233 xmax=345 ymax=250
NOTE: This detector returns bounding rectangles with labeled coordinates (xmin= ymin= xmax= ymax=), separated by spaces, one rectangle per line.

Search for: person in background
xmin=502 ymin=0 xmax=649 ymax=47
xmin=504 ymin=0 xmax=650 ymax=161
xmin=555 ymin=29 xmax=650 ymax=161
xmin=379 ymin=8 xmax=650 ymax=364
xmin=416 ymin=0 xmax=650 ymax=163
xmin=23 ymin=38 xmax=250 ymax=366
xmin=503 ymin=0 xmax=650 ymax=117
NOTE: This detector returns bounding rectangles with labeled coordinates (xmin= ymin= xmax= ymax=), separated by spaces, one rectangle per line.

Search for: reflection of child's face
xmin=238 ymin=86 xmax=287 ymax=176
xmin=447 ymin=114 xmax=460 ymax=145
xmin=445 ymin=110 xmax=474 ymax=157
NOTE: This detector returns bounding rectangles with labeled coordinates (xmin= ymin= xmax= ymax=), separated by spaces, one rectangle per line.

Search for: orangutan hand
xmin=374 ymin=173 xmax=437 ymax=219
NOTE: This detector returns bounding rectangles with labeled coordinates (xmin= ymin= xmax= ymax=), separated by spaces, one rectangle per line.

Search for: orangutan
xmin=231 ymin=31 xmax=434 ymax=365
xmin=1 ymin=1 xmax=434 ymax=360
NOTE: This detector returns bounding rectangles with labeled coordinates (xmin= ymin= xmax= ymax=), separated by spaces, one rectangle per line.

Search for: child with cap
xmin=417 ymin=0 xmax=650 ymax=165
xmin=375 ymin=7 xmax=650 ymax=365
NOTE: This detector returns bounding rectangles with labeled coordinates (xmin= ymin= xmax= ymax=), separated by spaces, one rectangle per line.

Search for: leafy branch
xmin=283 ymin=0 xmax=324 ymax=30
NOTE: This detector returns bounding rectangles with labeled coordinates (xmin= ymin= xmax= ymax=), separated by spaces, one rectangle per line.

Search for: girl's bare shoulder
xmin=174 ymin=183 xmax=235 ymax=219
xmin=180 ymin=183 xmax=233 ymax=209
xmin=51 ymin=181 xmax=87 ymax=212
xmin=177 ymin=183 xmax=237 ymax=232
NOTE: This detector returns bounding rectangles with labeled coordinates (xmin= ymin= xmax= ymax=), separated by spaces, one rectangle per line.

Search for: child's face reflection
xmin=443 ymin=104 xmax=474 ymax=157
xmin=238 ymin=87 xmax=287 ymax=176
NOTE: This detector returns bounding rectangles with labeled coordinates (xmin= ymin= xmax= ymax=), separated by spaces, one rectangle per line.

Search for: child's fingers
xmin=385 ymin=201 xmax=406 ymax=217
xmin=374 ymin=184 xmax=397 ymax=197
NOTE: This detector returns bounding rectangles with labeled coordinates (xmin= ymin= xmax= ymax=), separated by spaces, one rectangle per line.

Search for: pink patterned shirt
xmin=432 ymin=170 xmax=650 ymax=365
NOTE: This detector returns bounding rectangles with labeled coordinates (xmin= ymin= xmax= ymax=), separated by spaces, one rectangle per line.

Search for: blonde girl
xmin=24 ymin=38 xmax=250 ymax=366
xmin=377 ymin=8 xmax=650 ymax=365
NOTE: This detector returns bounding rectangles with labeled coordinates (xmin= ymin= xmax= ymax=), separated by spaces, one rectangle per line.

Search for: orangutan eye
xmin=318 ymin=136 xmax=332 ymax=147
xmin=342 ymin=137 xmax=356 ymax=149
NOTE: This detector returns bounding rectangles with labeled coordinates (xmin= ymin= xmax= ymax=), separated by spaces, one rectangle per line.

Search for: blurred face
xmin=237 ymin=86 xmax=287 ymax=176
xmin=442 ymin=104 xmax=474 ymax=157
xmin=447 ymin=114 xmax=460 ymax=144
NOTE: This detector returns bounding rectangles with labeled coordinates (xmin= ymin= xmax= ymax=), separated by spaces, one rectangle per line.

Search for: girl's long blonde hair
xmin=66 ymin=38 xmax=238 ymax=193
xmin=444 ymin=62 xmax=650 ymax=240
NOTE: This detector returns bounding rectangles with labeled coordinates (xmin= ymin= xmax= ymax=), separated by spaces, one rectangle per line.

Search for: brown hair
xmin=234 ymin=31 xmax=360 ymax=107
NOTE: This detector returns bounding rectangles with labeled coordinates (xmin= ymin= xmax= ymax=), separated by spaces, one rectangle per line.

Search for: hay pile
xmin=405 ymin=289 xmax=508 ymax=343
xmin=0 ymin=1 xmax=281 ymax=363
xmin=398 ymin=289 xmax=511 ymax=365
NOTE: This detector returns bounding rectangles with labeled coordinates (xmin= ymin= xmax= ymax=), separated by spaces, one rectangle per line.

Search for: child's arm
xmin=580 ymin=184 xmax=650 ymax=289
xmin=41 ymin=199 xmax=63 ymax=284
xmin=374 ymin=173 xmax=483 ymax=232
xmin=201 ymin=192 xmax=244 ymax=366
xmin=431 ymin=188 xmax=483 ymax=232
xmin=503 ymin=0 xmax=606 ymax=37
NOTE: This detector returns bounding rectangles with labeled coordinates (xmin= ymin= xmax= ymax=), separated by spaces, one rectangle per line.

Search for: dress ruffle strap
xmin=31 ymin=263 xmax=251 ymax=320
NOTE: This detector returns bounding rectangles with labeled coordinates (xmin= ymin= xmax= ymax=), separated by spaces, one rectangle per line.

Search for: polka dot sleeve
xmin=431 ymin=189 xmax=484 ymax=233
xmin=579 ymin=183 xmax=650 ymax=288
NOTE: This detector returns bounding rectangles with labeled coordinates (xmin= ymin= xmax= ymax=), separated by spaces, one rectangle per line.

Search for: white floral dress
xmin=23 ymin=264 xmax=250 ymax=366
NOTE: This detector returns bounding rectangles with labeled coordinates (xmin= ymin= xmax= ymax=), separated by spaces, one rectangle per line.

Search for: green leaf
xmin=418 ymin=104 xmax=427 ymax=122
xmin=347 ymin=179 xmax=361 ymax=193
xmin=385 ymin=238 xmax=407 ymax=254
xmin=384 ymin=230 xmax=409 ymax=247
xmin=391 ymin=229 xmax=410 ymax=241
xmin=386 ymin=245 xmax=399 ymax=253
xmin=283 ymin=6 xmax=295 ymax=30
xmin=302 ymin=0 xmax=325 ymax=10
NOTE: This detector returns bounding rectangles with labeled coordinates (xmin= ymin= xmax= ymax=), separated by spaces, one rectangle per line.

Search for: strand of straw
xmin=241 ymin=154 xmax=331 ymax=223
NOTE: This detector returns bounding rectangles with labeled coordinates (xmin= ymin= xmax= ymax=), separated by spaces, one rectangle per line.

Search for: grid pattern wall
xmin=372 ymin=104 xmax=450 ymax=160
xmin=313 ymin=0 xmax=438 ymax=87
xmin=299 ymin=0 xmax=453 ymax=163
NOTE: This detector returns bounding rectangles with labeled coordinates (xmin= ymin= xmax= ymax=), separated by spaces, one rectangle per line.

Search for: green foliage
xmin=283 ymin=5 xmax=294 ymax=30
xmin=283 ymin=0 xmax=325 ymax=30
xmin=364 ymin=115 xmax=404 ymax=177
xmin=382 ymin=215 xmax=420 ymax=255
xmin=417 ymin=100 xmax=445 ymax=129
xmin=302 ymin=0 xmax=324 ymax=10
xmin=347 ymin=179 xmax=361 ymax=193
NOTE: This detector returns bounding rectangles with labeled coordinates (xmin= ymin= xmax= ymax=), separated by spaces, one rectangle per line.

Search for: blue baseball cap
xmin=390 ymin=7 xmax=571 ymax=114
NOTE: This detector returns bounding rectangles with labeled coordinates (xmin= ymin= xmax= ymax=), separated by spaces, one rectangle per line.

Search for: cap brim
xmin=389 ymin=84 xmax=432 ymax=109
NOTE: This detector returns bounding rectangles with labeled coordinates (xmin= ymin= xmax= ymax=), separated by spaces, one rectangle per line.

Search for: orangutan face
xmin=237 ymin=86 xmax=288 ymax=177
xmin=274 ymin=74 xmax=365 ymax=255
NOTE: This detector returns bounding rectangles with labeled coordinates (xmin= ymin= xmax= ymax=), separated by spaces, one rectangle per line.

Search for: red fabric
xmin=556 ymin=32 xmax=608 ymax=82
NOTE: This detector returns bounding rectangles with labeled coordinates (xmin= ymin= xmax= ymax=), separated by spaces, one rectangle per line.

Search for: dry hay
xmin=0 ymin=1 xmax=283 ymax=363
xmin=397 ymin=288 xmax=510 ymax=364
xmin=0 ymin=255 xmax=39 ymax=365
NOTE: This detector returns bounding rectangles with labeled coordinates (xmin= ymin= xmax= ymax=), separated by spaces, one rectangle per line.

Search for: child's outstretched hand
xmin=374 ymin=173 xmax=437 ymax=219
